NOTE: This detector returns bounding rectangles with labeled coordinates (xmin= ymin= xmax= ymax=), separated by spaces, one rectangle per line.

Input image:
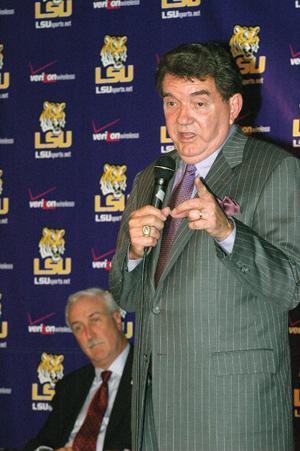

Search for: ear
xmin=112 ymin=310 xmax=123 ymax=331
xmin=228 ymin=93 xmax=243 ymax=125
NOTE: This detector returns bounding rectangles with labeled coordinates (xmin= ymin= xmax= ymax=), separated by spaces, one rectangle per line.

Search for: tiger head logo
xmin=37 ymin=352 xmax=64 ymax=387
xmin=100 ymin=163 xmax=127 ymax=198
xmin=229 ymin=25 xmax=260 ymax=60
xmin=100 ymin=35 xmax=127 ymax=70
xmin=39 ymin=101 xmax=66 ymax=136
xmin=0 ymin=169 xmax=3 ymax=196
xmin=0 ymin=44 xmax=3 ymax=70
xmin=39 ymin=227 xmax=65 ymax=263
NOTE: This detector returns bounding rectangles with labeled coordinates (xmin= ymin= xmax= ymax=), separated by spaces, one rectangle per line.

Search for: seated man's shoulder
xmin=56 ymin=362 xmax=94 ymax=390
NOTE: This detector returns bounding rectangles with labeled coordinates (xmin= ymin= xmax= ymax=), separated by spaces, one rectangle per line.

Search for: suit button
xmin=153 ymin=306 xmax=160 ymax=314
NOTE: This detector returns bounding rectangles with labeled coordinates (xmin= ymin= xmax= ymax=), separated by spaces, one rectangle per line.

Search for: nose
xmin=84 ymin=324 xmax=94 ymax=340
xmin=177 ymin=103 xmax=193 ymax=126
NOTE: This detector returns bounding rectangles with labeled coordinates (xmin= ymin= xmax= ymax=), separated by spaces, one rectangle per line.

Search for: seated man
xmin=23 ymin=287 xmax=132 ymax=451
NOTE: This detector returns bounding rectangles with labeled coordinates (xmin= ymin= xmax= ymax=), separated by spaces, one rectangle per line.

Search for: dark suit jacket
xmin=22 ymin=346 xmax=133 ymax=451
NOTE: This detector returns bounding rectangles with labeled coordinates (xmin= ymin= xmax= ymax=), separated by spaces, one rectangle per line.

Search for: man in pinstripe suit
xmin=109 ymin=42 xmax=300 ymax=450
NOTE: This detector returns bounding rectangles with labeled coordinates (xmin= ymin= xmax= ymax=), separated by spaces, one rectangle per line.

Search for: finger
xmin=194 ymin=176 xmax=208 ymax=196
xmin=131 ymin=205 xmax=168 ymax=221
xmin=188 ymin=208 xmax=204 ymax=222
xmin=171 ymin=198 xmax=201 ymax=217
xmin=161 ymin=206 xmax=171 ymax=217
xmin=129 ymin=215 xmax=167 ymax=233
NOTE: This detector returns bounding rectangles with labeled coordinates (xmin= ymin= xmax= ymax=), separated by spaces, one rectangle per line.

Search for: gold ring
xmin=142 ymin=225 xmax=151 ymax=237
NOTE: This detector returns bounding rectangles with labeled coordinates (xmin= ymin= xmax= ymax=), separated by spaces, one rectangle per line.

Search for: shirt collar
xmin=94 ymin=343 xmax=130 ymax=380
xmin=178 ymin=124 xmax=237 ymax=175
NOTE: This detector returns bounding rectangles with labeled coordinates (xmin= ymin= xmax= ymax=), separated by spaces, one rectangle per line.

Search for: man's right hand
xmin=128 ymin=205 xmax=170 ymax=259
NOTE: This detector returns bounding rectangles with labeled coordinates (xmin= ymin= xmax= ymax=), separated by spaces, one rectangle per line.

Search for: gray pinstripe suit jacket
xmin=110 ymin=127 xmax=300 ymax=451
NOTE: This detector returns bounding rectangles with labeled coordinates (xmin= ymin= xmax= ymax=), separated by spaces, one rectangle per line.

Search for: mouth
xmin=178 ymin=132 xmax=196 ymax=141
xmin=87 ymin=339 xmax=105 ymax=349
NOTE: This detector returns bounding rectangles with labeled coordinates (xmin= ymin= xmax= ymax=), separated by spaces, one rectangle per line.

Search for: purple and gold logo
xmin=293 ymin=118 xmax=300 ymax=148
xmin=33 ymin=228 xmax=72 ymax=285
xmin=34 ymin=101 xmax=72 ymax=159
xmin=0 ymin=169 xmax=9 ymax=224
xmin=0 ymin=293 xmax=8 ymax=346
xmin=35 ymin=0 xmax=72 ymax=29
xmin=0 ymin=43 xmax=10 ymax=98
xmin=160 ymin=125 xmax=175 ymax=153
xmin=94 ymin=163 xmax=127 ymax=222
xmin=161 ymin=0 xmax=201 ymax=20
xmin=32 ymin=352 xmax=64 ymax=411
xmin=95 ymin=35 xmax=134 ymax=94
xmin=229 ymin=25 xmax=266 ymax=85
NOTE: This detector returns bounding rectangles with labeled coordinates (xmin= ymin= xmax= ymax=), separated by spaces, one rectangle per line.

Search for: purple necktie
xmin=73 ymin=370 xmax=112 ymax=451
xmin=155 ymin=164 xmax=196 ymax=285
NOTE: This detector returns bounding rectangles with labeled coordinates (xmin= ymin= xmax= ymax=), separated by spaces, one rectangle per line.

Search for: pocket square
xmin=218 ymin=196 xmax=240 ymax=216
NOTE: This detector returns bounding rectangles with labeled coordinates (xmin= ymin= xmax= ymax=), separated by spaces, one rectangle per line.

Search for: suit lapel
xmin=154 ymin=128 xmax=247 ymax=290
xmin=61 ymin=365 xmax=95 ymax=444
xmin=104 ymin=346 xmax=133 ymax=447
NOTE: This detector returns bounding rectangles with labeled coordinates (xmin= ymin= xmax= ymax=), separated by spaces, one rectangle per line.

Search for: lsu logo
xmin=294 ymin=388 xmax=300 ymax=418
xmin=35 ymin=0 xmax=72 ymax=19
xmin=229 ymin=25 xmax=260 ymax=60
xmin=0 ymin=169 xmax=9 ymax=217
xmin=162 ymin=0 xmax=201 ymax=7
xmin=37 ymin=352 xmax=64 ymax=387
xmin=100 ymin=163 xmax=127 ymax=198
xmin=0 ymin=293 xmax=8 ymax=340
xmin=40 ymin=101 xmax=65 ymax=135
xmin=33 ymin=227 xmax=72 ymax=276
xmin=95 ymin=164 xmax=127 ymax=219
xmin=32 ymin=352 xmax=64 ymax=408
xmin=39 ymin=227 xmax=65 ymax=262
xmin=101 ymin=35 xmax=127 ymax=70
xmin=161 ymin=0 xmax=201 ymax=19
xmin=95 ymin=35 xmax=134 ymax=87
xmin=34 ymin=101 xmax=72 ymax=150
xmin=160 ymin=126 xmax=175 ymax=153
xmin=0 ymin=43 xmax=10 ymax=91
xmin=229 ymin=25 xmax=266 ymax=77
xmin=293 ymin=119 xmax=300 ymax=147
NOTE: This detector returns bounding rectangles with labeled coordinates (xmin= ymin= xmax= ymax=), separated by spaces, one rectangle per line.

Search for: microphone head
xmin=154 ymin=155 xmax=175 ymax=181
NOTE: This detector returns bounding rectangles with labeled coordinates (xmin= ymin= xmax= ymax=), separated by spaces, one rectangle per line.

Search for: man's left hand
xmin=171 ymin=176 xmax=233 ymax=241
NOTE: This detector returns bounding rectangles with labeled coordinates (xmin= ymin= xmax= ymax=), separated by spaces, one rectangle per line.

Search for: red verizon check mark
xmin=28 ymin=187 xmax=56 ymax=201
xmin=289 ymin=45 xmax=300 ymax=58
xmin=28 ymin=312 xmax=56 ymax=325
xmin=29 ymin=60 xmax=58 ymax=75
xmin=91 ymin=248 xmax=115 ymax=261
xmin=92 ymin=119 xmax=120 ymax=134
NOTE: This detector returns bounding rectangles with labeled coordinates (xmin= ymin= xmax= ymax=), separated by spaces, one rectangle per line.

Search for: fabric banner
xmin=0 ymin=1 xmax=299 ymax=448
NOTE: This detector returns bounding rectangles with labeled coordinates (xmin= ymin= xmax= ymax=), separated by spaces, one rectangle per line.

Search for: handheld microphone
xmin=152 ymin=155 xmax=176 ymax=209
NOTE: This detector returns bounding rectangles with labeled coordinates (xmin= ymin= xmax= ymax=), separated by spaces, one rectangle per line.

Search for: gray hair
xmin=65 ymin=287 xmax=120 ymax=327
